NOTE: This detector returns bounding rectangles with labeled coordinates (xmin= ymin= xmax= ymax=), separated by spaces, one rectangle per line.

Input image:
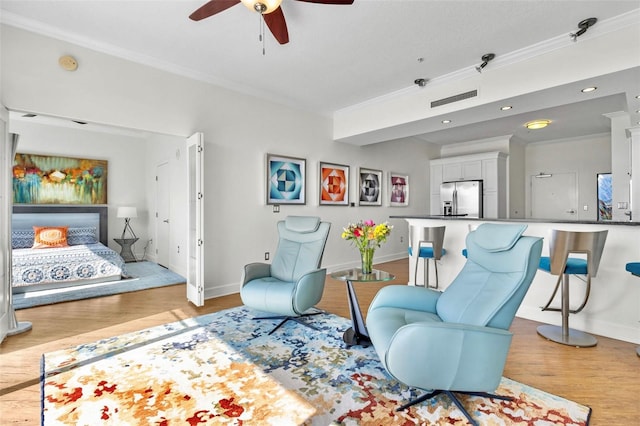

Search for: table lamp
xmin=117 ymin=206 xmax=138 ymax=240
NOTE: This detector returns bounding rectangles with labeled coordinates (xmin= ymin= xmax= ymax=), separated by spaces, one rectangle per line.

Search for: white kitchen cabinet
xmin=442 ymin=160 xmax=481 ymax=182
xmin=430 ymin=152 xmax=507 ymax=218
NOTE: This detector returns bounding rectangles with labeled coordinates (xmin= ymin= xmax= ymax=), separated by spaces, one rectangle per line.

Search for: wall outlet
xmin=264 ymin=252 xmax=270 ymax=261
xmin=400 ymin=236 xmax=404 ymax=243
xmin=273 ymin=205 xmax=280 ymax=213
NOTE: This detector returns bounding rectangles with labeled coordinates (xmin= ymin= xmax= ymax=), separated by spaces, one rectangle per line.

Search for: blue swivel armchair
xmin=241 ymin=216 xmax=331 ymax=335
xmin=366 ymin=223 xmax=542 ymax=425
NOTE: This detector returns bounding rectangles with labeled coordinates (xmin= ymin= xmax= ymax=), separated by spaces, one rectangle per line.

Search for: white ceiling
xmin=1 ymin=0 xmax=639 ymax=144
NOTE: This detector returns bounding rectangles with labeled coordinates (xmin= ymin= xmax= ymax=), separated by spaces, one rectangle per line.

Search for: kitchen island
xmin=390 ymin=215 xmax=640 ymax=345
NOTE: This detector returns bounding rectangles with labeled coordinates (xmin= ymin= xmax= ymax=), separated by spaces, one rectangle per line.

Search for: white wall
xmin=0 ymin=25 xmax=433 ymax=299
xmin=525 ymin=134 xmax=611 ymax=220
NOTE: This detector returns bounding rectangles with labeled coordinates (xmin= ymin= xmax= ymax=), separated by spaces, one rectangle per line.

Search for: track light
xmin=570 ymin=17 xmax=597 ymax=42
xmin=475 ymin=53 xmax=495 ymax=73
xmin=414 ymin=78 xmax=428 ymax=87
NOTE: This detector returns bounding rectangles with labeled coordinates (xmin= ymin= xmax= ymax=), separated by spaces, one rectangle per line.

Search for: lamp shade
xmin=117 ymin=206 xmax=138 ymax=219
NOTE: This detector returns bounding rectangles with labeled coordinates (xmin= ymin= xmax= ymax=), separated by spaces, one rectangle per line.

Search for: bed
xmin=11 ymin=206 xmax=126 ymax=293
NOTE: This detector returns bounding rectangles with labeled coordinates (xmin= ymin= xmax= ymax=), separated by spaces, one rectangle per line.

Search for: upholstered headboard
xmin=12 ymin=205 xmax=108 ymax=246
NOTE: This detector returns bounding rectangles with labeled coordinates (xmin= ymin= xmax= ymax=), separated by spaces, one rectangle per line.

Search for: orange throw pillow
xmin=32 ymin=226 xmax=69 ymax=249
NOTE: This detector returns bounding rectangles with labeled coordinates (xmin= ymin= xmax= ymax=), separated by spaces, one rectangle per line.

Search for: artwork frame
xmin=13 ymin=153 xmax=108 ymax=205
xmin=319 ymin=162 xmax=350 ymax=206
xmin=389 ymin=172 xmax=409 ymax=207
xmin=266 ymin=153 xmax=306 ymax=205
xmin=358 ymin=167 xmax=382 ymax=206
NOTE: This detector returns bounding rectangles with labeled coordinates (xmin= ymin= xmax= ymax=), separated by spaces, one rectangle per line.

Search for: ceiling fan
xmin=189 ymin=0 xmax=354 ymax=45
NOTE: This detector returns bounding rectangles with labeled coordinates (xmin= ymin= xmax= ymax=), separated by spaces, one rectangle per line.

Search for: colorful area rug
xmin=42 ymin=306 xmax=591 ymax=425
xmin=14 ymin=261 xmax=185 ymax=310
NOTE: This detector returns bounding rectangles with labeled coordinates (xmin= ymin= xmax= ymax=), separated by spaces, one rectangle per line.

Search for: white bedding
xmin=12 ymin=243 xmax=125 ymax=291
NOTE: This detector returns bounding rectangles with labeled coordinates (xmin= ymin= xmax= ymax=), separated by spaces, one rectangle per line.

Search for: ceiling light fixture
xmin=525 ymin=120 xmax=551 ymax=130
xmin=414 ymin=78 xmax=428 ymax=87
xmin=500 ymin=106 xmax=512 ymax=111
xmin=442 ymin=120 xmax=452 ymax=124
xmin=240 ymin=0 xmax=282 ymax=14
xmin=475 ymin=53 xmax=495 ymax=73
xmin=570 ymin=17 xmax=597 ymax=42
xmin=581 ymin=86 xmax=597 ymax=93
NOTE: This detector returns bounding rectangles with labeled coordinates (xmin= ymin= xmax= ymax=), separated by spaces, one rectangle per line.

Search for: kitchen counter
xmin=391 ymin=216 xmax=640 ymax=345
xmin=390 ymin=215 xmax=640 ymax=226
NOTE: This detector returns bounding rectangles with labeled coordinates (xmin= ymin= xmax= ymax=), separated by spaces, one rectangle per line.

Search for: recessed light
xmin=525 ymin=120 xmax=551 ymax=130
xmin=500 ymin=106 xmax=512 ymax=111
xmin=441 ymin=120 xmax=452 ymax=124
xmin=581 ymin=86 xmax=597 ymax=93
xmin=636 ymin=95 xmax=640 ymax=99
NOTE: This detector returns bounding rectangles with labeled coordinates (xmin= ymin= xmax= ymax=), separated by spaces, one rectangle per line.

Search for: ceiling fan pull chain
xmin=258 ymin=13 xmax=266 ymax=55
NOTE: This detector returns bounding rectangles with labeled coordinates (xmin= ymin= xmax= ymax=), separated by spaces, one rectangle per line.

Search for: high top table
xmin=330 ymin=268 xmax=395 ymax=347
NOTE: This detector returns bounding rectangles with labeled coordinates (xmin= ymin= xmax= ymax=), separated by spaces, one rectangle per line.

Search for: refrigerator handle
xmin=453 ymin=189 xmax=458 ymax=215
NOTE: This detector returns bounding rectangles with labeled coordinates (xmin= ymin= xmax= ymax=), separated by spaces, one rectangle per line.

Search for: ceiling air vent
xmin=431 ymin=90 xmax=478 ymax=108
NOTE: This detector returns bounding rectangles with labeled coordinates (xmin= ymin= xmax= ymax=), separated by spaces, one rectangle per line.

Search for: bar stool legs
xmin=536 ymin=229 xmax=607 ymax=348
xmin=414 ymin=256 xmax=439 ymax=289
xmin=536 ymin=274 xmax=597 ymax=347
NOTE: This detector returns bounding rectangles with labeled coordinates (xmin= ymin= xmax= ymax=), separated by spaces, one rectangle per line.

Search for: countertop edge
xmin=388 ymin=215 xmax=640 ymax=226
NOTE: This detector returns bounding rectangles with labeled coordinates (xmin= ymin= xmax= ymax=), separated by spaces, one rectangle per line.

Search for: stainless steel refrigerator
xmin=440 ymin=180 xmax=483 ymax=218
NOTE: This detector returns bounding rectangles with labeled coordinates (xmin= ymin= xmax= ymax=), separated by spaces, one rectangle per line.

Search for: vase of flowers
xmin=341 ymin=220 xmax=393 ymax=274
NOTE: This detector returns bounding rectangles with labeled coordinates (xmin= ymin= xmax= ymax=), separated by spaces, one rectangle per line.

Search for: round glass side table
xmin=330 ymin=268 xmax=395 ymax=346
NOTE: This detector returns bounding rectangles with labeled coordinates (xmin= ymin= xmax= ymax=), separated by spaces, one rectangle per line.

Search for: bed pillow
xmin=67 ymin=227 xmax=99 ymax=245
xmin=12 ymin=229 xmax=35 ymax=249
xmin=32 ymin=226 xmax=69 ymax=249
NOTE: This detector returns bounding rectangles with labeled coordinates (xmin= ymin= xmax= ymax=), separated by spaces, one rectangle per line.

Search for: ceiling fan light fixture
xmin=525 ymin=119 xmax=551 ymax=130
xmin=240 ymin=0 xmax=282 ymax=14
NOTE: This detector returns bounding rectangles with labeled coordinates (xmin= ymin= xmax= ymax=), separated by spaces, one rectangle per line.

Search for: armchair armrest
xmin=292 ymin=268 xmax=327 ymax=314
xmin=368 ymin=285 xmax=441 ymax=315
xmin=385 ymin=322 xmax=512 ymax=392
xmin=241 ymin=262 xmax=271 ymax=286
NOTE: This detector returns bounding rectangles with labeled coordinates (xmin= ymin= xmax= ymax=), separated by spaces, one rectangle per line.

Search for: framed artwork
xmin=597 ymin=172 xmax=612 ymax=221
xmin=358 ymin=167 xmax=382 ymax=206
xmin=319 ymin=162 xmax=349 ymax=206
xmin=389 ymin=172 xmax=409 ymax=207
xmin=266 ymin=153 xmax=306 ymax=205
xmin=13 ymin=153 xmax=108 ymax=205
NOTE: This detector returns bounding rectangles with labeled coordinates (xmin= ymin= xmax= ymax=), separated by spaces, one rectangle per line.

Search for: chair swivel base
xmin=397 ymin=389 xmax=513 ymax=426
xmin=253 ymin=311 xmax=324 ymax=335
xmin=537 ymin=324 xmax=597 ymax=348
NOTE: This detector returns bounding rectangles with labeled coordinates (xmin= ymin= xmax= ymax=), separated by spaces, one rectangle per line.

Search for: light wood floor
xmin=1 ymin=258 xmax=638 ymax=424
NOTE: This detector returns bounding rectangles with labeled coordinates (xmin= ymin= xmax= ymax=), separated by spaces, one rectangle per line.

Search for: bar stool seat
xmin=624 ymin=262 xmax=640 ymax=357
xmin=537 ymin=229 xmax=608 ymax=347
xmin=407 ymin=225 xmax=446 ymax=289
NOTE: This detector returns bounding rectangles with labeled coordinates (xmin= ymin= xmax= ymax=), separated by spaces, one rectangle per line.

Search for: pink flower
xmin=363 ymin=219 xmax=375 ymax=227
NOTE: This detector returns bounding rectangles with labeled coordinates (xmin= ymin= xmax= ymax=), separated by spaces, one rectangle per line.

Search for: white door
xmin=156 ymin=162 xmax=170 ymax=267
xmin=531 ymin=172 xmax=578 ymax=219
xmin=186 ymin=133 xmax=204 ymax=306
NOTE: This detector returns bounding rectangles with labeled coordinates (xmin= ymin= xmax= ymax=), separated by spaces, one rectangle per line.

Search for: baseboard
xmin=516 ymin=305 xmax=640 ymax=345
xmin=203 ymin=252 xmax=408 ymax=302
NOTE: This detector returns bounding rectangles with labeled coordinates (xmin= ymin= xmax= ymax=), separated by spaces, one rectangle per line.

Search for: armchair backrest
xmin=436 ymin=223 xmax=543 ymax=330
xmin=271 ymin=216 xmax=331 ymax=282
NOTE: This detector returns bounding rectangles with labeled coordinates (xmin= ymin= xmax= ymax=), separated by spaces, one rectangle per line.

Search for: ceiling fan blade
xmin=189 ymin=0 xmax=240 ymax=21
xmin=263 ymin=7 xmax=289 ymax=45
xmin=294 ymin=0 xmax=354 ymax=4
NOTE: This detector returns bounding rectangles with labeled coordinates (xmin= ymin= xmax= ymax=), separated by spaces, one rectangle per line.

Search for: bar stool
xmin=407 ymin=225 xmax=446 ymax=289
xmin=624 ymin=262 xmax=640 ymax=357
xmin=537 ymin=229 xmax=608 ymax=347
